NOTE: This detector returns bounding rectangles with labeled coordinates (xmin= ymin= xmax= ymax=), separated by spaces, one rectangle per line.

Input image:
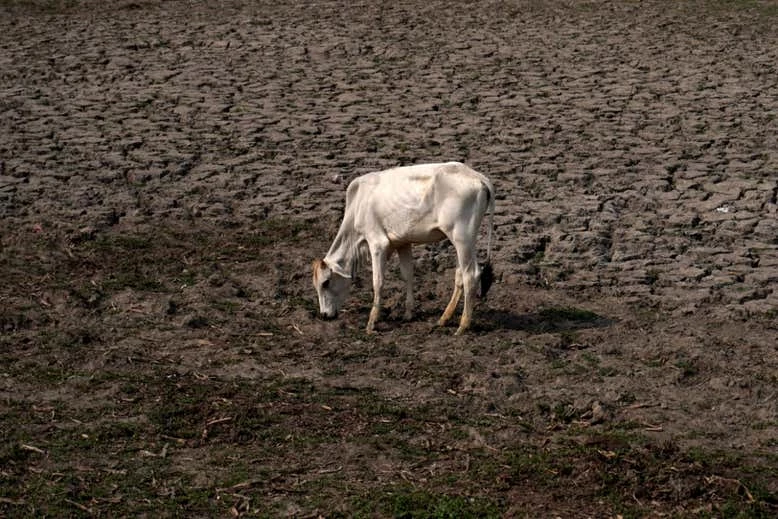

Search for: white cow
xmin=312 ymin=161 xmax=495 ymax=335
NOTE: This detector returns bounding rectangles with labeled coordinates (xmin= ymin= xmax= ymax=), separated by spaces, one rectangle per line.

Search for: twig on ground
xmin=20 ymin=444 xmax=46 ymax=455
xmin=206 ymin=416 xmax=233 ymax=427
xmin=317 ymin=465 xmax=342 ymax=474
xmin=64 ymin=498 xmax=93 ymax=514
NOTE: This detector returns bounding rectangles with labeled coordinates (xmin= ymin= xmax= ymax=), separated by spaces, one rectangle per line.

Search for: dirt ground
xmin=1 ymin=0 xmax=777 ymax=517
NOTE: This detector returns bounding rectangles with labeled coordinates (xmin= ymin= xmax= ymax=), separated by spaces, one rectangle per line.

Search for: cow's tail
xmin=479 ymin=180 xmax=496 ymax=299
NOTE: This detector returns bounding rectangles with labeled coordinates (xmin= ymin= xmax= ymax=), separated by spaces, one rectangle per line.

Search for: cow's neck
xmin=324 ymin=215 xmax=363 ymax=278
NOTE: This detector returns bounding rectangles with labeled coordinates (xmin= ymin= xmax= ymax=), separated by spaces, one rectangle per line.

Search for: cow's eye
xmin=322 ymin=279 xmax=330 ymax=289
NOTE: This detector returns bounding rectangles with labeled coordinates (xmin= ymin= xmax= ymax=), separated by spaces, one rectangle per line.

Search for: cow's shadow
xmin=351 ymin=303 xmax=614 ymax=335
xmin=473 ymin=307 xmax=615 ymax=334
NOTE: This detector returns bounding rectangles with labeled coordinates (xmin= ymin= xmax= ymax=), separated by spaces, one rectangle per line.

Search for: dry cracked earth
xmin=1 ymin=0 xmax=777 ymax=517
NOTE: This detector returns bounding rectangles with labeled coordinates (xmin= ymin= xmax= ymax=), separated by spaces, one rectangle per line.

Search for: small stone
xmin=589 ymin=401 xmax=608 ymax=425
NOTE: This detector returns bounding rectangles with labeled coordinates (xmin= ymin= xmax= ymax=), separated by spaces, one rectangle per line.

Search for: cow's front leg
xmin=366 ymin=246 xmax=388 ymax=334
xmin=397 ymin=245 xmax=414 ymax=321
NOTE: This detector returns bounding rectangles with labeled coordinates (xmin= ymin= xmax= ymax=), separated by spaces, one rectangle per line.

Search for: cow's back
xmin=348 ymin=162 xmax=487 ymax=244
xmin=372 ymin=162 xmax=487 ymax=199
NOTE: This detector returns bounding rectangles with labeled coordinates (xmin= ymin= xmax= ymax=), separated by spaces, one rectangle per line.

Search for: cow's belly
xmin=387 ymin=224 xmax=445 ymax=245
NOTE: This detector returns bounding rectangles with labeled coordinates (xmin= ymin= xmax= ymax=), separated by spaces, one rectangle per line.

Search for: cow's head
xmin=312 ymin=259 xmax=351 ymax=319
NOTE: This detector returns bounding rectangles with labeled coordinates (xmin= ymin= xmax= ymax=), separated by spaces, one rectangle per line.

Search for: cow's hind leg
xmin=438 ymin=267 xmax=462 ymax=327
xmin=397 ymin=245 xmax=414 ymax=320
xmin=453 ymin=240 xmax=479 ymax=335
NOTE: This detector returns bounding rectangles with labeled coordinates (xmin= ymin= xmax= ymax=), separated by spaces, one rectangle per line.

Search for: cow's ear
xmin=312 ymin=259 xmax=330 ymax=283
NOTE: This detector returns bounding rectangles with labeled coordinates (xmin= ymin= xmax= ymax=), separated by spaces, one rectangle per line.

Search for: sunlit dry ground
xmin=1 ymin=0 xmax=777 ymax=516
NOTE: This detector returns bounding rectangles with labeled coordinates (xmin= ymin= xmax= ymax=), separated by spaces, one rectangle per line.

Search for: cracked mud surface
xmin=1 ymin=1 xmax=777 ymax=516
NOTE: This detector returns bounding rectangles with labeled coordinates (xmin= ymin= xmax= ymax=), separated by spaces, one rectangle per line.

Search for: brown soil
xmin=1 ymin=1 xmax=777 ymax=517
